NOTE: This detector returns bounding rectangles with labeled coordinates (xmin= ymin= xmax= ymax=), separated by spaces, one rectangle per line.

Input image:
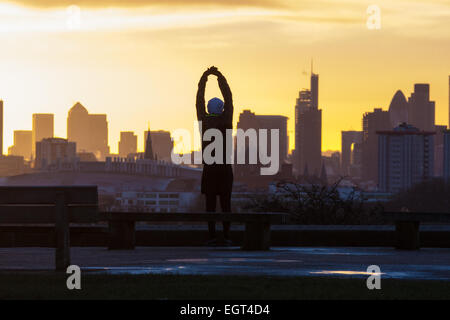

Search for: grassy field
xmin=0 ymin=273 xmax=449 ymax=299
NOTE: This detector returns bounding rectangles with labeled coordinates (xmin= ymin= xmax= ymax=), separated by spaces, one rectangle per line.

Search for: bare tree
xmin=246 ymin=178 xmax=383 ymax=225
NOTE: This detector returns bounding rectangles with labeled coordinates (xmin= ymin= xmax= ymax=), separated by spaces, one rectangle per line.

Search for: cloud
xmin=7 ymin=0 xmax=282 ymax=9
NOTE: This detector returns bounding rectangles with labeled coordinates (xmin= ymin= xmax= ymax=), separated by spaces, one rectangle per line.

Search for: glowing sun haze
xmin=0 ymin=0 xmax=449 ymax=154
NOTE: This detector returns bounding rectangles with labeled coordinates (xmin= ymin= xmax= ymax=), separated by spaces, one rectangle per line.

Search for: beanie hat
xmin=207 ymin=97 xmax=224 ymax=115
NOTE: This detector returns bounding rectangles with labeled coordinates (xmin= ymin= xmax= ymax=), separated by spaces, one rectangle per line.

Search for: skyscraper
xmin=8 ymin=130 xmax=32 ymax=160
xmin=118 ymin=131 xmax=137 ymax=158
xmin=235 ymin=110 xmax=288 ymax=179
xmin=388 ymin=90 xmax=409 ymax=128
xmin=378 ymin=123 xmax=434 ymax=193
xmin=238 ymin=110 xmax=288 ymax=161
xmin=310 ymin=73 xmax=318 ymax=109
xmin=294 ymin=72 xmax=322 ymax=176
xmin=362 ymin=108 xmax=390 ymax=184
xmin=67 ymin=102 xmax=88 ymax=149
xmin=256 ymin=115 xmax=289 ymax=164
xmin=32 ymin=113 xmax=54 ymax=157
xmin=408 ymin=84 xmax=435 ymax=132
xmin=67 ymin=102 xmax=109 ymax=160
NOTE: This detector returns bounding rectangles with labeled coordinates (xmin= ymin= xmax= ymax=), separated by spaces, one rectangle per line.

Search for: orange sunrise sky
xmin=0 ymin=0 xmax=449 ymax=154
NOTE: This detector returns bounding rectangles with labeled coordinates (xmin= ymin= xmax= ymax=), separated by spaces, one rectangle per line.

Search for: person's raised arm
xmin=213 ymin=69 xmax=233 ymax=119
xmin=196 ymin=70 xmax=209 ymax=120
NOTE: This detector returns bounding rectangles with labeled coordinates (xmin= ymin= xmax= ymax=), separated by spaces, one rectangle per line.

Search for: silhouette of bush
xmin=386 ymin=178 xmax=450 ymax=213
xmin=245 ymin=179 xmax=384 ymax=225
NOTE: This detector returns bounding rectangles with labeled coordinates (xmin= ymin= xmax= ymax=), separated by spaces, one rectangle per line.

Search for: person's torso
xmin=200 ymin=113 xmax=233 ymax=166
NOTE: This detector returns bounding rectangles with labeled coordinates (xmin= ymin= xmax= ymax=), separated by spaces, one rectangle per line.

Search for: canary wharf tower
xmin=294 ymin=71 xmax=322 ymax=177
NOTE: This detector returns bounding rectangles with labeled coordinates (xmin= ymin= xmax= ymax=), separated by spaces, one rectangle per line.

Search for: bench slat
xmin=99 ymin=212 xmax=285 ymax=224
xmin=0 ymin=186 xmax=98 ymax=205
xmin=0 ymin=205 xmax=99 ymax=223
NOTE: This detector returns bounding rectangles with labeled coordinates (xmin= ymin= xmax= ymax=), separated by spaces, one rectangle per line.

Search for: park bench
xmin=0 ymin=186 xmax=98 ymax=271
xmin=101 ymin=212 xmax=286 ymax=251
xmin=384 ymin=211 xmax=450 ymax=250
xmin=0 ymin=186 xmax=284 ymax=268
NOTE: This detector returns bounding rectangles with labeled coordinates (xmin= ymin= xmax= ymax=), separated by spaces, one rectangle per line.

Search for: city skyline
xmin=1 ymin=0 xmax=450 ymax=304
xmin=0 ymin=0 xmax=449 ymax=154
xmin=0 ymin=79 xmax=447 ymax=159
xmin=1 ymin=76 xmax=447 ymax=157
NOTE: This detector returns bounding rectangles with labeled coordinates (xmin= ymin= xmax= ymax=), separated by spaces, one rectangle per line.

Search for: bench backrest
xmin=0 ymin=186 xmax=97 ymax=204
xmin=384 ymin=211 xmax=450 ymax=223
xmin=0 ymin=186 xmax=98 ymax=223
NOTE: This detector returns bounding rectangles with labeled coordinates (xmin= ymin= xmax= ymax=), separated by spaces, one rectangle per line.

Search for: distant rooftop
xmin=377 ymin=123 xmax=436 ymax=135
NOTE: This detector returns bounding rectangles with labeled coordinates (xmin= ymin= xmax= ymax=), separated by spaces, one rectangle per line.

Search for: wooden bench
xmin=384 ymin=212 xmax=450 ymax=250
xmin=0 ymin=186 xmax=98 ymax=271
xmin=100 ymin=212 xmax=286 ymax=251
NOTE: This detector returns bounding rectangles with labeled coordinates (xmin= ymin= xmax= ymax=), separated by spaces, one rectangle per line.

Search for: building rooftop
xmin=377 ymin=123 xmax=436 ymax=135
xmin=68 ymin=102 xmax=88 ymax=116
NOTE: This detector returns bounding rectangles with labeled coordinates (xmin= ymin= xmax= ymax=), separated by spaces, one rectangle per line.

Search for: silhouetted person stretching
xmin=196 ymin=66 xmax=234 ymax=246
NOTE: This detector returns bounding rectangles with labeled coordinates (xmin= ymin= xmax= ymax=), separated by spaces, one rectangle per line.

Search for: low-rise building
xmin=114 ymin=191 xmax=197 ymax=213
xmin=35 ymin=138 xmax=77 ymax=170
xmin=378 ymin=123 xmax=435 ymax=193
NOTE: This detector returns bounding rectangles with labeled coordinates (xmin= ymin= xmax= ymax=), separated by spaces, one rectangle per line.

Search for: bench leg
xmin=395 ymin=221 xmax=420 ymax=250
xmin=243 ymin=222 xmax=271 ymax=250
xmin=108 ymin=221 xmax=136 ymax=250
xmin=55 ymin=192 xmax=70 ymax=271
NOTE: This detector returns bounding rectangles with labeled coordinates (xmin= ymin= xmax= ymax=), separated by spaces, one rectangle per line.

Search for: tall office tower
xmin=118 ymin=131 xmax=137 ymax=158
xmin=310 ymin=73 xmax=319 ymax=109
xmin=67 ymin=102 xmax=109 ymax=160
xmin=257 ymin=115 xmax=289 ymax=164
xmin=388 ymin=90 xmax=409 ymax=128
xmin=32 ymin=113 xmax=54 ymax=157
xmin=89 ymin=114 xmax=109 ymax=158
xmin=143 ymin=130 xmax=173 ymax=162
xmin=240 ymin=110 xmax=288 ymax=162
xmin=235 ymin=109 xmax=288 ymax=178
xmin=408 ymin=84 xmax=435 ymax=132
xmin=378 ymin=123 xmax=434 ymax=193
xmin=0 ymin=100 xmax=3 ymax=156
xmin=8 ymin=130 xmax=32 ymax=160
xmin=361 ymin=108 xmax=390 ymax=184
xmin=341 ymin=131 xmax=363 ymax=176
xmin=294 ymin=72 xmax=322 ymax=176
